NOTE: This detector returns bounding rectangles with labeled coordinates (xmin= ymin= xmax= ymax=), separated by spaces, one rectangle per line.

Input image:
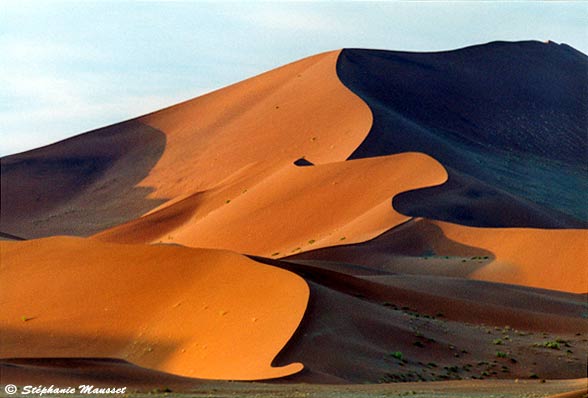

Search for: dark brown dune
xmin=337 ymin=41 xmax=588 ymax=227
xmin=0 ymin=121 xmax=167 ymax=238
xmin=265 ymin=259 xmax=588 ymax=383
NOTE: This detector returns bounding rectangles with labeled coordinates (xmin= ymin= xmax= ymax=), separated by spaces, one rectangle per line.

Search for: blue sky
xmin=1 ymin=1 xmax=587 ymax=156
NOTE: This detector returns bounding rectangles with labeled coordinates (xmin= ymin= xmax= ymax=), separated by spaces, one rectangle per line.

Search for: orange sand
xmin=137 ymin=50 xmax=372 ymax=197
xmin=1 ymin=50 xmax=373 ymax=239
xmin=0 ymin=237 xmax=309 ymax=380
xmin=95 ymin=153 xmax=448 ymax=256
xmin=435 ymin=221 xmax=588 ymax=293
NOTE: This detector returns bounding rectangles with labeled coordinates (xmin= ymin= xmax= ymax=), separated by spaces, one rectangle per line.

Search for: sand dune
xmin=1 ymin=41 xmax=586 ymax=390
xmin=95 ymin=153 xmax=447 ymax=256
xmin=261 ymin=257 xmax=587 ymax=383
xmin=290 ymin=218 xmax=587 ymax=293
xmin=338 ymin=41 xmax=588 ymax=227
xmin=436 ymin=221 xmax=588 ymax=293
xmin=0 ymin=50 xmax=372 ymax=239
xmin=0 ymin=237 xmax=309 ymax=380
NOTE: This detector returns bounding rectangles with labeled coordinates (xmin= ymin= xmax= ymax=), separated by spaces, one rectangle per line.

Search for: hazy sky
xmin=1 ymin=1 xmax=587 ymax=156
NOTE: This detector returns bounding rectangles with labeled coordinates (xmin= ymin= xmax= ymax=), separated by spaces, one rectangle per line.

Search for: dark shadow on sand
xmin=0 ymin=120 xmax=168 ymax=238
xmin=336 ymin=41 xmax=588 ymax=227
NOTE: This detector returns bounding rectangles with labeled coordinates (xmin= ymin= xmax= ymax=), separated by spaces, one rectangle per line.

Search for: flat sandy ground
xmin=57 ymin=379 xmax=585 ymax=398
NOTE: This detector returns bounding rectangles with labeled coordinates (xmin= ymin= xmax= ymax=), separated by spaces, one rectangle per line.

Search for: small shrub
xmin=496 ymin=351 xmax=507 ymax=358
xmin=544 ymin=341 xmax=560 ymax=349
xmin=390 ymin=351 xmax=404 ymax=361
xmin=493 ymin=338 xmax=503 ymax=345
xmin=536 ymin=341 xmax=561 ymax=350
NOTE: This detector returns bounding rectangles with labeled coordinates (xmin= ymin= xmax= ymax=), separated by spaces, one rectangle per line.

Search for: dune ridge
xmin=0 ymin=50 xmax=373 ymax=240
xmin=337 ymin=41 xmax=588 ymax=227
xmin=95 ymin=152 xmax=448 ymax=257
xmin=289 ymin=218 xmax=588 ymax=293
xmin=0 ymin=237 xmax=309 ymax=380
xmin=1 ymin=41 xmax=586 ymax=392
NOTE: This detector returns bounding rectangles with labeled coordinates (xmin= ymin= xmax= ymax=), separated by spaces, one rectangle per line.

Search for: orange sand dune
xmin=138 ymin=50 xmax=373 ymax=194
xmin=1 ymin=50 xmax=372 ymax=239
xmin=290 ymin=218 xmax=587 ymax=293
xmin=0 ymin=237 xmax=309 ymax=380
xmin=435 ymin=221 xmax=588 ymax=293
xmin=95 ymin=152 xmax=448 ymax=257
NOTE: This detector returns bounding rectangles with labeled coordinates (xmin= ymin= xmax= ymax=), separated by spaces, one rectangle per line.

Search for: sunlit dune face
xmin=435 ymin=222 xmax=588 ymax=293
xmin=95 ymin=152 xmax=448 ymax=257
xmin=0 ymin=237 xmax=309 ymax=380
xmin=136 ymin=50 xmax=373 ymax=199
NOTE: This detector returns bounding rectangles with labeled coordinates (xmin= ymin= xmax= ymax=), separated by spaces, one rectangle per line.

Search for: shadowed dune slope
xmin=0 ymin=358 xmax=205 ymax=391
xmin=0 ymin=122 xmax=167 ymax=238
xmin=95 ymin=153 xmax=447 ymax=257
xmin=1 ymin=50 xmax=372 ymax=239
xmin=0 ymin=238 xmax=309 ymax=380
xmin=255 ymin=257 xmax=588 ymax=383
xmin=337 ymin=41 xmax=588 ymax=227
xmin=289 ymin=218 xmax=588 ymax=293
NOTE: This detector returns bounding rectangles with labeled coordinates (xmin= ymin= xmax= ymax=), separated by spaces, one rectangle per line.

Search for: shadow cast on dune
xmin=257 ymin=256 xmax=588 ymax=383
xmin=337 ymin=41 xmax=588 ymax=227
xmin=0 ymin=120 xmax=168 ymax=239
xmin=286 ymin=218 xmax=494 ymax=278
xmin=0 ymin=327 xmax=181 ymax=379
xmin=0 ymin=357 xmax=203 ymax=392
xmin=393 ymin=169 xmax=584 ymax=228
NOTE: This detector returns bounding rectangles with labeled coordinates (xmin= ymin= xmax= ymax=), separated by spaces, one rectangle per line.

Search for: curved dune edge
xmin=335 ymin=43 xmax=588 ymax=228
xmin=287 ymin=217 xmax=587 ymax=293
xmin=434 ymin=221 xmax=588 ymax=293
xmin=95 ymin=152 xmax=448 ymax=257
xmin=0 ymin=237 xmax=309 ymax=380
xmin=135 ymin=49 xmax=374 ymax=204
xmin=1 ymin=49 xmax=373 ymax=239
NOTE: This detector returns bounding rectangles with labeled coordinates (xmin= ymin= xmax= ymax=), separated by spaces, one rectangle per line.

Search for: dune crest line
xmin=0 ymin=237 xmax=309 ymax=380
